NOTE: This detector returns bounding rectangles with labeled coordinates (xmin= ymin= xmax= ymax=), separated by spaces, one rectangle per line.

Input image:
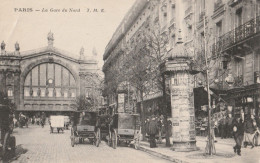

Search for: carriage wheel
xmin=112 ymin=131 xmax=117 ymax=149
xmin=108 ymin=131 xmax=112 ymax=147
xmin=95 ymin=128 xmax=101 ymax=147
xmin=71 ymin=128 xmax=75 ymax=147
xmin=2 ymin=133 xmax=10 ymax=158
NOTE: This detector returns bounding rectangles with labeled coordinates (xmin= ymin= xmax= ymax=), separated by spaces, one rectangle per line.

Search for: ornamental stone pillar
xmin=79 ymin=72 xmax=86 ymax=96
xmin=14 ymin=70 xmax=21 ymax=109
xmin=160 ymin=30 xmax=198 ymax=152
xmin=161 ymin=59 xmax=197 ymax=151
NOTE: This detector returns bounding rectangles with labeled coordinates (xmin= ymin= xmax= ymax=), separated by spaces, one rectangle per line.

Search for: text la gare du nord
xmin=14 ymin=8 xmax=105 ymax=13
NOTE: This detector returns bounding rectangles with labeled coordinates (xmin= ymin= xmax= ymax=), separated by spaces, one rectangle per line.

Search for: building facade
xmin=0 ymin=32 xmax=100 ymax=116
xmin=103 ymin=0 xmax=161 ymax=114
xmin=103 ymin=0 xmax=260 ymax=121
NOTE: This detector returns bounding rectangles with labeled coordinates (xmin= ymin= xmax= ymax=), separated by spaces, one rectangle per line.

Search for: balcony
xmin=214 ymin=0 xmax=223 ymax=11
xmin=185 ymin=6 xmax=192 ymax=18
xmin=233 ymin=75 xmax=243 ymax=87
xmin=212 ymin=15 xmax=260 ymax=56
xmin=199 ymin=11 xmax=205 ymax=22
xmin=229 ymin=0 xmax=242 ymax=7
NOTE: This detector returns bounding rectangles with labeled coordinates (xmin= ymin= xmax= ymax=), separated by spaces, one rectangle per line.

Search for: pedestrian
xmin=227 ymin=114 xmax=234 ymax=138
xmin=163 ymin=116 xmax=172 ymax=147
xmin=254 ymin=114 xmax=260 ymax=146
xmin=148 ymin=115 xmax=158 ymax=148
xmin=144 ymin=117 xmax=150 ymax=139
xmin=232 ymin=114 xmax=244 ymax=156
xmin=32 ymin=116 xmax=35 ymax=125
xmin=219 ymin=116 xmax=228 ymax=139
xmin=244 ymin=114 xmax=257 ymax=148
xmin=157 ymin=116 xmax=163 ymax=144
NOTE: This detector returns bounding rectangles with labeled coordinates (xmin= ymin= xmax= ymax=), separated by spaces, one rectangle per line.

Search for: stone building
xmin=103 ymin=0 xmax=260 ymax=144
xmin=0 ymin=31 xmax=100 ymax=116
xmin=157 ymin=0 xmax=260 ymax=118
xmin=102 ymin=0 xmax=161 ymax=114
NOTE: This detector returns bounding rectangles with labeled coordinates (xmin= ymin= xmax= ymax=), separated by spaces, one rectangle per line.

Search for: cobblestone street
xmin=5 ymin=126 xmax=170 ymax=163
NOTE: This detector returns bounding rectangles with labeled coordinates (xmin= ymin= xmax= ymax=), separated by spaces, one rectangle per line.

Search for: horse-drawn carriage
xmin=70 ymin=111 xmax=101 ymax=147
xmin=0 ymin=104 xmax=16 ymax=158
xmin=108 ymin=113 xmax=141 ymax=149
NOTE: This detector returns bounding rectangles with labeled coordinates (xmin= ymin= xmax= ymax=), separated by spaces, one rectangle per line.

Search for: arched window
xmin=24 ymin=63 xmax=76 ymax=98
xmin=8 ymin=88 xmax=13 ymax=97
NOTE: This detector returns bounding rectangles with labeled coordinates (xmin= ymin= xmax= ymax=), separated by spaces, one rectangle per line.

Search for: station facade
xmin=0 ymin=32 xmax=99 ymax=116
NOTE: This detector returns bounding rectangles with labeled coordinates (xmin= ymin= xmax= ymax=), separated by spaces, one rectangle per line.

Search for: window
xmin=41 ymin=89 xmax=45 ymax=97
xmin=64 ymin=91 xmax=68 ymax=98
xmin=24 ymin=88 xmax=30 ymax=97
xmin=236 ymin=59 xmax=243 ymax=76
xmin=216 ymin=21 xmax=222 ymax=37
xmin=8 ymin=88 xmax=13 ymax=97
xmin=71 ymin=92 xmax=75 ymax=98
xmin=170 ymin=34 xmax=176 ymax=48
xmin=235 ymin=8 xmax=242 ymax=27
xmin=187 ymin=25 xmax=192 ymax=40
xmin=33 ymin=88 xmax=37 ymax=97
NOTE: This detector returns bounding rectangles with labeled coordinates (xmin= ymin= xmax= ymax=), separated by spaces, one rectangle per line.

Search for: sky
xmin=0 ymin=0 xmax=136 ymax=69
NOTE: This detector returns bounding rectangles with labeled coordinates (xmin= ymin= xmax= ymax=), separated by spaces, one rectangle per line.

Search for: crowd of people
xmin=13 ymin=112 xmax=47 ymax=128
xmin=201 ymin=113 xmax=260 ymax=156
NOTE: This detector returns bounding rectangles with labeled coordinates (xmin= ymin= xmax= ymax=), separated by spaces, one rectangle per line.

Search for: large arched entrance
xmin=21 ymin=62 xmax=77 ymax=116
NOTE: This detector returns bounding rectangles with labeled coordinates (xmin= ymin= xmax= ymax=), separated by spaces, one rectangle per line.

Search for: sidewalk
xmin=139 ymin=136 xmax=260 ymax=163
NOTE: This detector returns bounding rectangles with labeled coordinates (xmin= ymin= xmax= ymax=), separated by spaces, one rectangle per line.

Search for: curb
xmin=138 ymin=146 xmax=190 ymax=163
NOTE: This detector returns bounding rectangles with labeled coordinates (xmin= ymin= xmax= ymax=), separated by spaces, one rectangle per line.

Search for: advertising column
xmin=170 ymin=72 xmax=197 ymax=151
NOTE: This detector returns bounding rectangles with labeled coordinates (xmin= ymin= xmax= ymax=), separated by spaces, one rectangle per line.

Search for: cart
xmin=70 ymin=111 xmax=101 ymax=147
xmin=0 ymin=104 xmax=16 ymax=158
xmin=49 ymin=115 xmax=64 ymax=134
xmin=108 ymin=113 xmax=141 ymax=149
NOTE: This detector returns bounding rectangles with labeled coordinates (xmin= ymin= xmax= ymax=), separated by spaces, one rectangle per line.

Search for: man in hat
xmin=232 ymin=114 xmax=244 ymax=156
xmin=219 ymin=116 xmax=228 ymax=139
xmin=148 ymin=115 xmax=158 ymax=148
xmin=227 ymin=113 xmax=234 ymax=138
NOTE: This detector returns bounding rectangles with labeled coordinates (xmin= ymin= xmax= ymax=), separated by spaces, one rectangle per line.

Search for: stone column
xmin=79 ymin=72 xmax=85 ymax=96
xmin=161 ymin=59 xmax=197 ymax=152
xmin=14 ymin=70 xmax=21 ymax=109
xmin=0 ymin=70 xmax=6 ymax=93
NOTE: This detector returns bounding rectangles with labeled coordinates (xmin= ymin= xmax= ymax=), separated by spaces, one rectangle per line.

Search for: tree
xmin=73 ymin=95 xmax=95 ymax=111
xmin=119 ymin=21 xmax=169 ymax=140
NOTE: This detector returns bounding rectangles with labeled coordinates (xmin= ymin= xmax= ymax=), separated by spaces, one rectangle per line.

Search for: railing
xmin=212 ymin=15 xmax=260 ymax=56
xmin=234 ymin=75 xmax=243 ymax=87
xmin=229 ymin=0 xmax=242 ymax=7
xmin=185 ymin=6 xmax=192 ymax=17
xmin=199 ymin=11 xmax=205 ymax=21
xmin=170 ymin=17 xmax=175 ymax=25
xmin=214 ymin=0 xmax=223 ymax=11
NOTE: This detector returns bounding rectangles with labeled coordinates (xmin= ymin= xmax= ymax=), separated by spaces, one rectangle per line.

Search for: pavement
xmin=138 ymin=136 xmax=260 ymax=163
xmin=2 ymin=125 xmax=260 ymax=163
xmin=1 ymin=125 xmax=171 ymax=163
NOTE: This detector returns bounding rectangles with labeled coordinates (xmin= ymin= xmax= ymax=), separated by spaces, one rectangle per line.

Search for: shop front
xmin=227 ymin=84 xmax=260 ymax=119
